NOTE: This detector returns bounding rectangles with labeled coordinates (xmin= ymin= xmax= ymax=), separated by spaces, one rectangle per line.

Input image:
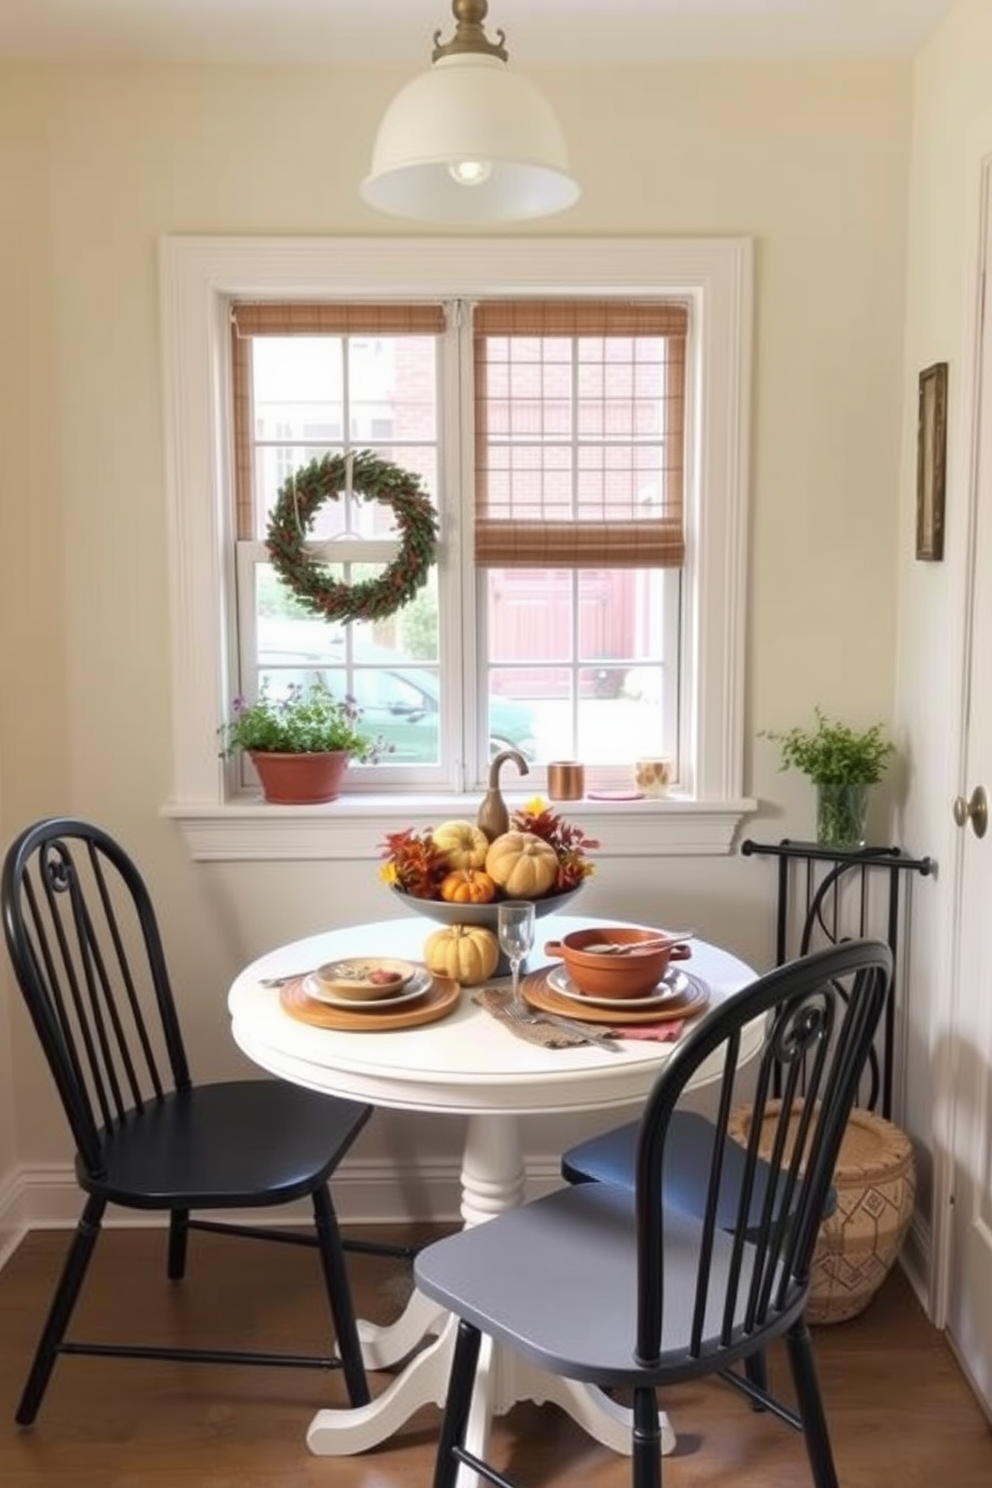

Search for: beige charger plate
xmin=281 ymin=972 xmax=460 ymax=1031
xmin=521 ymin=966 xmax=709 ymax=1025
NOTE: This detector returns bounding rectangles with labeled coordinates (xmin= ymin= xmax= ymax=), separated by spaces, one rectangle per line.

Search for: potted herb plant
xmin=219 ymin=678 xmax=388 ymax=804
xmin=764 ymin=706 xmax=896 ymax=848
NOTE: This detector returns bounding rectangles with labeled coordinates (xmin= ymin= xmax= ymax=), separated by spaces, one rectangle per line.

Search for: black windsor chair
xmin=414 ymin=937 xmax=893 ymax=1488
xmin=1 ymin=816 xmax=389 ymax=1425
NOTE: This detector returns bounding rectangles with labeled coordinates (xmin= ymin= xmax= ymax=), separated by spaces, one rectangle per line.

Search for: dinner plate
xmin=522 ymin=968 xmax=709 ymax=1026
xmin=302 ymin=965 xmax=432 ymax=1010
xmin=547 ymin=963 xmax=690 ymax=1009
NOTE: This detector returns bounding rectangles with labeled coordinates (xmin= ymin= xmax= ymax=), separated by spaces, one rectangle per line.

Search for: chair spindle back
xmin=634 ymin=938 xmax=892 ymax=1368
xmin=2 ymin=818 xmax=190 ymax=1176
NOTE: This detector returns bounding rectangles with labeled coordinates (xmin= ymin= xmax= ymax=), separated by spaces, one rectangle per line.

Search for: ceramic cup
xmin=634 ymin=757 xmax=673 ymax=797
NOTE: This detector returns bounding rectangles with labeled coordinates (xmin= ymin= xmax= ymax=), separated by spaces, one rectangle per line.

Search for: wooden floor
xmin=1 ymin=1223 xmax=990 ymax=1488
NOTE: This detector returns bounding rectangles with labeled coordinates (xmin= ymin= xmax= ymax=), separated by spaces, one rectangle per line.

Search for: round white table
xmin=228 ymin=913 xmax=758 ymax=1463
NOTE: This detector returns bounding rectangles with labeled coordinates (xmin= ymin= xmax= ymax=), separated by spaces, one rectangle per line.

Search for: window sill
xmin=163 ymin=794 xmax=758 ymax=862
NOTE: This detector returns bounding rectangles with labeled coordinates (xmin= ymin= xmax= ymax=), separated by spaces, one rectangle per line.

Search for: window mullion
xmin=569 ymin=341 xmax=581 ymax=744
xmin=444 ymin=298 xmax=479 ymax=789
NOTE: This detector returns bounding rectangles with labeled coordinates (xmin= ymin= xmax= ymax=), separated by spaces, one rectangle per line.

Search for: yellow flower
xmin=523 ymin=795 xmax=548 ymax=817
xmin=379 ymin=861 xmax=399 ymax=885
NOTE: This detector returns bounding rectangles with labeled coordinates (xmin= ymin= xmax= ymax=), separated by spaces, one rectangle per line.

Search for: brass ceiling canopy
xmin=431 ymin=0 xmax=508 ymax=62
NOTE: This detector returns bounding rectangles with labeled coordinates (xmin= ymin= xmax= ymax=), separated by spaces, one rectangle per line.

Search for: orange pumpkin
xmin=439 ymin=868 xmax=497 ymax=905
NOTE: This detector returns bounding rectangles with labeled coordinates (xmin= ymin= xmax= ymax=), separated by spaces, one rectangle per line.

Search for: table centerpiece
xmin=379 ymin=798 xmax=599 ymax=981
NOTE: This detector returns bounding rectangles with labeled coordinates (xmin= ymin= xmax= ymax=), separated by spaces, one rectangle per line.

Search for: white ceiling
xmin=0 ymin=0 xmax=960 ymax=66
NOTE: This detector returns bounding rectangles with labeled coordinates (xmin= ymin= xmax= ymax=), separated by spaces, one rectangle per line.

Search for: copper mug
xmin=547 ymin=761 xmax=585 ymax=801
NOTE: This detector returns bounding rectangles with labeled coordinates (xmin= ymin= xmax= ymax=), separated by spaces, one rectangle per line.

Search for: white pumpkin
xmin=431 ymin=818 xmax=491 ymax=871
xmin=423 ymin=924 xmax=500 ymax=986
xmin=485 ymin=830 xmax=559 ymax=898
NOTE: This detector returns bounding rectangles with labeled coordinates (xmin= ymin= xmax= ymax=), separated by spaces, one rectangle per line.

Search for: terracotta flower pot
xmin=249 ymin=750 xmax=351 ymax=805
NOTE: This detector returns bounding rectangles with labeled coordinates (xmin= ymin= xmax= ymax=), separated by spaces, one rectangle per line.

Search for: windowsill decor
xmin=762 ymin=707 xmax=896 ymax=849
xmin=219 ymin=679 xmax=390 ymax=804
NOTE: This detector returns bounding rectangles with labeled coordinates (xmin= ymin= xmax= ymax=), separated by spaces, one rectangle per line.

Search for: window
xmin=160 ymin=237 xmax=753 ymax=860
xmin=473 ymin=300 xmax=685 ymax=786
xmin=230 ymin=296 xmax=687 ymax=794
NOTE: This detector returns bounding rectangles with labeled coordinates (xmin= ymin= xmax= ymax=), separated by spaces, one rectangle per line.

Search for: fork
xmin=501 ymin=999 xmax=624 ymax=1051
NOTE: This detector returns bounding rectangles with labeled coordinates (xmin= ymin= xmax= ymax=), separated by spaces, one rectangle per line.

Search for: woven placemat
xmin=281 ymin=973 xmax=460 ymax=1031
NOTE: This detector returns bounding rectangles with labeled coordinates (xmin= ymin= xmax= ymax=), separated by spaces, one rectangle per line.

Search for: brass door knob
xmin=953 ymin=785 xmax=988 ymax=838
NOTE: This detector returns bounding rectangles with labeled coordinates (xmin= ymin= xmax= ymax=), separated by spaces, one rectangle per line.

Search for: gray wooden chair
xmin=414 ymin=938 xmax=892 ymax=1488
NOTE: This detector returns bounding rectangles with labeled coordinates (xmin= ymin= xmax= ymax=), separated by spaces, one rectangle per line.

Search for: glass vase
xmin=816 ymin=783 xmax=869 ymax=850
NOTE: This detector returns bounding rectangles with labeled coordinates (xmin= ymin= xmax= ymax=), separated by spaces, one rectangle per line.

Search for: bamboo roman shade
xmin=231 ymin=304 xmax=446 ymax=336
xmin=230 ymin=302 xmax=446 ymax=540
xmin=473 ymin=299 xmax=688 ymax=569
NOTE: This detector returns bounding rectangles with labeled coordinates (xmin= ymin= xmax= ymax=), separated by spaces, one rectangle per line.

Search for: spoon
xmin=585 ymin=932 xmax=696 ymax=955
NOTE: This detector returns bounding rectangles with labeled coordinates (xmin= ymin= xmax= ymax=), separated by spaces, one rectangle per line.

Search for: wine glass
xmin=497 ymin=900 xmax=536 ymax=1007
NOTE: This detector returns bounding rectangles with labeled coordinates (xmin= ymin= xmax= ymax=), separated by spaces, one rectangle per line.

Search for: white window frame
xmin=159 ymin=236 xmax=755 ymax=862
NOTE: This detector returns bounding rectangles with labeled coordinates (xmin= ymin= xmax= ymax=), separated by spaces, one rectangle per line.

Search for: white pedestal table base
xmin=306 ymin=1112 xmax=675 ymax=1460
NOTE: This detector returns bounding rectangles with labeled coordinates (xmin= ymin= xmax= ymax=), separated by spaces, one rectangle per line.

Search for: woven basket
xmin=728 ymin=1100 xmax=916 ymax=1325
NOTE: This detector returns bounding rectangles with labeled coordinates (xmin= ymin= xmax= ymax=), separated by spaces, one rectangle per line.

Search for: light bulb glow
xmin=448 ymin=159 xmax=493 ymax=187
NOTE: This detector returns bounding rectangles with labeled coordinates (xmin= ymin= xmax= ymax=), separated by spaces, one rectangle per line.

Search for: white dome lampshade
xmin=361 ymin=1 xmax=580 ymax=226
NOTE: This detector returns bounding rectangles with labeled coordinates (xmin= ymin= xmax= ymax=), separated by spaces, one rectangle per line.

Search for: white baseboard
xmin=0 ymin=1166 xmax=30 ymax=1269
xmin=898 ymin=1208 xmax=932 ymax=1316
xmin=946 ymin=1329 xmax=992 ymax=1427
xmin=0 ymin=1156 xmax=566 ymax=1268
xmin=0 ymin=1162 xmax=938 ymax=1311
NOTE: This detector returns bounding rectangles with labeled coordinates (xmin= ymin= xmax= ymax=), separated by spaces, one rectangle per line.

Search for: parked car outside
xmin=258 ymin=640 xmax=537 ymax=765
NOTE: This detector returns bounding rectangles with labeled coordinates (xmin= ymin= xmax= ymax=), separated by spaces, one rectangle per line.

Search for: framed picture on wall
xmin=916 ymin=361 xmax=948 ymax=562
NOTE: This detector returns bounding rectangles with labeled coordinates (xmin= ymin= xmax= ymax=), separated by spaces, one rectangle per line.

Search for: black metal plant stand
xmin=740 ymin=839 xmax=935 ymax=1119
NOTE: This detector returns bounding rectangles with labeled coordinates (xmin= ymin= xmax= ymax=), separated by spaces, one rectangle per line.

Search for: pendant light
xmin=361 ymin=0 xmax=580 ymax=225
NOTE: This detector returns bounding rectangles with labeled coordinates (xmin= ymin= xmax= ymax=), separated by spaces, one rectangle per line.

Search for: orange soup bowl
xmin=542 ymin=926 xmax=691 ymax=1000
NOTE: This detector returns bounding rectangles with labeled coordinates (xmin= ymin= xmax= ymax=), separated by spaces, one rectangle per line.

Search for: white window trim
xmin=158 ymin=236 xmax=756 ymax=861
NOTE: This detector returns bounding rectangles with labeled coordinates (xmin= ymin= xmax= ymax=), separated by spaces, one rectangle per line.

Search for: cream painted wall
xmin=0 ymin=59 xmax=913 ymax=1219
xmin=895 ymin=0 xmax=992 ymax=1288
xmin=0 ymin=68 xmax=69 ymax=1256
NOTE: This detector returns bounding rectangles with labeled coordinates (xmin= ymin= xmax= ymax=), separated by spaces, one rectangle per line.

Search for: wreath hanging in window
xmin=266 ymin=450 xmax=439 ymax=624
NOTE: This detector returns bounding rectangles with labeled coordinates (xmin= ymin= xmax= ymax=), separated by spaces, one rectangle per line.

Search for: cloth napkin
xmin=616 ymin=1020 xmax=685 ymax=1042
xmin=473 ymin=987 xmax=595 ymax=1048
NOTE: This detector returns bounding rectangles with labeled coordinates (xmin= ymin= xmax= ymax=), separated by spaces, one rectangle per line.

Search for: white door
xmin=945 ymin=162 xmax=992 ymax=1415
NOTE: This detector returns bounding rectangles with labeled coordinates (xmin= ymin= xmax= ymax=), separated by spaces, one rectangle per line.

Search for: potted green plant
xmin=219 ymin=678 xmax=388 ymax=804
xmin=764 ymin=706 xmax=896 ymax=848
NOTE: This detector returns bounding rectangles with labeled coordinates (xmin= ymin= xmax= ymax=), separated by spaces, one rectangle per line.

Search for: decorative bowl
xmin=388 ymin=883 xmax=583 ymax=932
xmin=542 ymin=925 xmax=692 ymax=1000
